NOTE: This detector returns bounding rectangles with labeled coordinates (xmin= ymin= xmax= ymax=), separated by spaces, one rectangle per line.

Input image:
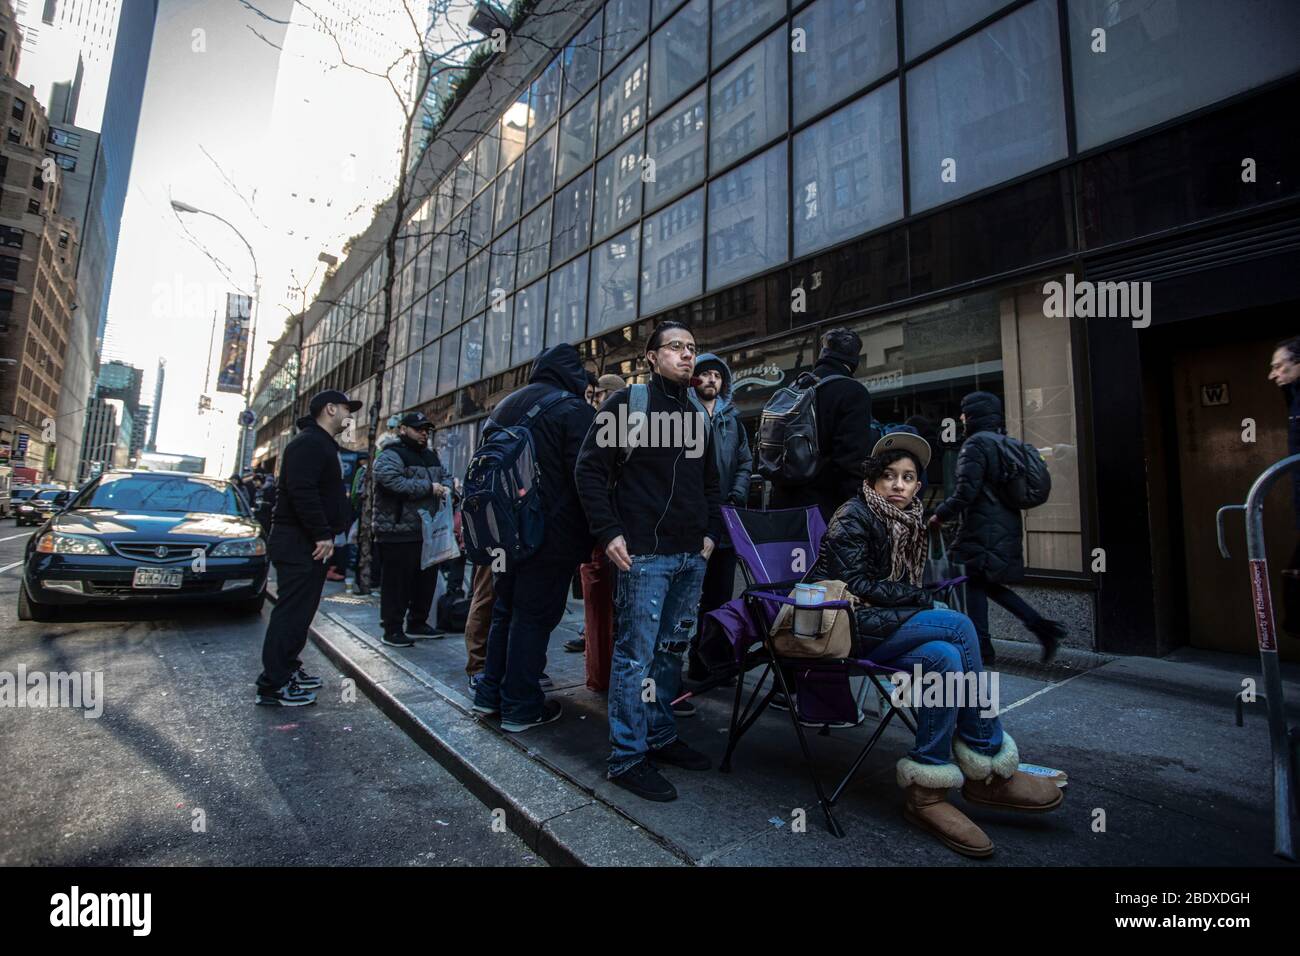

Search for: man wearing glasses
xmin=576 ymin=321 xmax=723 ymax=802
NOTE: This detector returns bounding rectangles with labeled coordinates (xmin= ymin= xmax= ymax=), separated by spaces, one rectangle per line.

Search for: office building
xmin=254 ymin=0 xmax=1300 ymax=660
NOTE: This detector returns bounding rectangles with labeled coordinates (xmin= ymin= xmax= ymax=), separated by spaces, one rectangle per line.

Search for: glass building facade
xmin=257 ymin=0 xmax=1300 ymax=656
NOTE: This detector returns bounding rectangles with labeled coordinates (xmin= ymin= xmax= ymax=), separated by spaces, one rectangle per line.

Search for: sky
xmin=98 ymin=0 xmax=476 ymax=476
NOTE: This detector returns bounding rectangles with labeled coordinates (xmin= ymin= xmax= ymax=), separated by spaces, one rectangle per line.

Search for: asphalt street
xmin=0 ymin=528 xmax=543 ymax=866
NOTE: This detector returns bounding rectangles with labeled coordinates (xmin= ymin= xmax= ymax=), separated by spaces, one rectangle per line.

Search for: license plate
xmin=133 ymin=568 xmax=183 ymax=589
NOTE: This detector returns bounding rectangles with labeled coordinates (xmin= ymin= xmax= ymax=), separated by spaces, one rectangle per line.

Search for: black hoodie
xmin=768 ymin=356 xmax=875 ymax=523
xmin=489 ymin=344 xmax=596 ymax=565
xmin=575 ymin=372 xmax=723 ymax=557
xmin=270 ymin=416 xmax=353 ymax=552
xmin=935 ymin=391 xmax=1024 ymax=582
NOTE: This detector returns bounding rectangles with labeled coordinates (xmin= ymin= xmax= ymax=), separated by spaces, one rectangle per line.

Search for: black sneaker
xmin=562 ymin=637 xmax=585 ymax=653
xmin=406 ymin=621 xmax=443 ymax=638
xmin=382 ymin=631 xmax=414 ymax=647
xmin=538 ymin=672 xmax=554 ymax=691
xmin=649 ymin=738 xmax=711 ymax=771
xmin=672 ymin=698 xmax=696 ymax=717
xmin=501 ymin=699 xmax=562 ymax=733
xmin=256 ymin=681 xmax=317 ymax=707
xmin=610 ymin=760 xmax=678 ymax=802
xmin=770 ymin=691 xmax=792 ymax=711
xmin=292 ymin=668 xmax=323 ymax=690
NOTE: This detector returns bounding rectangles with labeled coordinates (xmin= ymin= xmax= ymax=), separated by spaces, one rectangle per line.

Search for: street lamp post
xmin=170 ymin=199 xmax=261 ymax=471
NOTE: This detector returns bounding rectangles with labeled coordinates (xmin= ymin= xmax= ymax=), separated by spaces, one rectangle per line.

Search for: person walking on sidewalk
xmin=929 ymin=391 xmax=1067 ymax=663
xmin=471 ymin=344 xmax=595 ymax=732
xmin=575 ymin=320 xmax=723 ymax=803
xmin=565 ymin=373 xmax=627 ymax=660
xmin=768 ymin=328 xmax=876 ymax=524
xmin=686 ymin=353 xmax=751 ymax=690
xmin=372 ymin=412 xmax=450 ymax=646
xmin=807 ymin=434 xmax=1064 ymax=858
xmin=1268 ymin=336 xmax=1300 ymax=633
xmin=256 ymin=389 xmax=360 ymax=706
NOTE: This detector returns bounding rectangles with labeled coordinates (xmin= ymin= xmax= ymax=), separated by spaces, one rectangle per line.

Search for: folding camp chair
xmin=713 ymin=505 xmax=920 ymax=838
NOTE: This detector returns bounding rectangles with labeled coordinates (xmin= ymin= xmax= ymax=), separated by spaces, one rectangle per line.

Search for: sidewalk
xmin=284 ymin=578 xmax=1299 ymax=867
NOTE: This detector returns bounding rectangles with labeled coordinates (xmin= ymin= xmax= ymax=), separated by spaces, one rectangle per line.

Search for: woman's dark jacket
xmin=804 ymin=495 xmax=933 ymax=652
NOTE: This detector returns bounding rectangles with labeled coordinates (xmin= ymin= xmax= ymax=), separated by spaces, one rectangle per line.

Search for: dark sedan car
xmin=15 ymin=489 xmax=70 ymax=526
xmin=18 ymin=470 xmax=269 ymax=622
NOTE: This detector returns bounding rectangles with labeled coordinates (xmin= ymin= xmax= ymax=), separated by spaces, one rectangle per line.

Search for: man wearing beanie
xmin=769 ymin=327 xmax=875 ymax=523
xmin=931 ymin=390 xmax=1068 ymax=664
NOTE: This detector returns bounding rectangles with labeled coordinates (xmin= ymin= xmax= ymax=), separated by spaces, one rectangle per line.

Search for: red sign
xmin=1249 ymin=559 xmax=1277 ymax=652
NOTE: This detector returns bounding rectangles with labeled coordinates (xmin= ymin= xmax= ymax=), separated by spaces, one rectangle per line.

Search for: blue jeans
xmin=870 ymin=609 xmax=1004 ymax=766
xmin=473 ymin=554 xmax=575 ymax=724
xmin=607 ymin=552 xmax=707 ymax=777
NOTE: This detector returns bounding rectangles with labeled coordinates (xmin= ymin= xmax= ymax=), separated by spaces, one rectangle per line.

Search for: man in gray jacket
xmin=372 ymin=412 xmax=449 ymax=646
xmin=687 ymin=353 xmax=752 ymax=684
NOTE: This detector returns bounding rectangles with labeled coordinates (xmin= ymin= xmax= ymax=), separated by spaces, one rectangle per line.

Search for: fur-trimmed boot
xmin=954 ymin=733 xmax=1064 ymax=812
xmin=897 ymin=757 xmax=993 ymax=858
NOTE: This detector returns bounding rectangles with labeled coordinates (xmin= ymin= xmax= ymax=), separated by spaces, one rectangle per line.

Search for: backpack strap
xmin=623 ymin=384 xmax=649 ymax=462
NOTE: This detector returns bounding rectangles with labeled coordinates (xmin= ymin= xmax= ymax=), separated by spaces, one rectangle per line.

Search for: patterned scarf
xmin=860 ymin=485 xmax=929 ymax=586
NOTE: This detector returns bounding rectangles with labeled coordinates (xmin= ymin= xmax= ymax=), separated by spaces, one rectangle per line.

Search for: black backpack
xmin=436 ymin=588 xmax=471 ymax=633
xmin=756 ymin=372 xmax=850 ymax=484
xmin=984 ymin=434 xmax=1052 ymax=510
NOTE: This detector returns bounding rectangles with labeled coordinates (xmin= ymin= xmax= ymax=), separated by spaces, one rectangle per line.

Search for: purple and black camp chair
xmin=707 ymin=505 xmax=920 ymax=838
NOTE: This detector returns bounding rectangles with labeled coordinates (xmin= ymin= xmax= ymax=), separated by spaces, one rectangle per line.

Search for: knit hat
xmin=819 ymin=328 xmax=862 ymax=372
xmin=694 ymin=355 xmax=726 ymax=378
xmin=597 ymin=373 xmax=626 ymax=391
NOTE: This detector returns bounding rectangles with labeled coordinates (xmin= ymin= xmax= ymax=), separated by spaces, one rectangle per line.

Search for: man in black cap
xmin=769 ymin=327 xmax=875 ymax=523
xmin=256 ymin=389 xmax=360 ymax=706
xmin=371 ymin=410 xmax=449 ymax=645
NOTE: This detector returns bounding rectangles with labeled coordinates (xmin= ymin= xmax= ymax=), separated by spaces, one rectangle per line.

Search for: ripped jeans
xmin=607 ymin=551 xmax=707 ymax=777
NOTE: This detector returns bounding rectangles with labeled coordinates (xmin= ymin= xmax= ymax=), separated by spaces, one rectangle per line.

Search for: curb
xmin=267 ymin=586 xmax=688 ymax=867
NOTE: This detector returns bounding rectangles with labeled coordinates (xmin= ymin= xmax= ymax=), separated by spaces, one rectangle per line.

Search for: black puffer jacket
xmin=934 ymin=391 xmax=1024 ymax=582
xmin=768 ymin=357 xmax=875 ymax=523
xmin=489 ymin=343 xmax=596 ymax=565
xmin=804 ymin=495 xmax=933 ymax=652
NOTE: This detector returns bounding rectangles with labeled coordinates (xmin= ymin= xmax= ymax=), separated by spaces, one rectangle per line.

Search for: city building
xmin=145 ymin=356 xmax=162 ymax=451
xmin=253 ymin=0 xmax=1300 ymax=661
xmin=81 ymin=391 xmax=128 ymax=475
xmin=0 ymin=0 xmax=81 ymax=484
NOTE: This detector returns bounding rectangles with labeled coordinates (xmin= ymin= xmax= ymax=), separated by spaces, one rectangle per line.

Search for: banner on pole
xmin=216 ymin=293 xmax=252 ymax=394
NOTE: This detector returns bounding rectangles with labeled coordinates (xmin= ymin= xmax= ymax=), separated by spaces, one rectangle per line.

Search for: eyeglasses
xmin=656 ymin=339 xmax=697 ymax=355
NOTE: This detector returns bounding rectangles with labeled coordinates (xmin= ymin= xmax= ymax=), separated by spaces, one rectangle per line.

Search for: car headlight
xmin=36 ymin=532 xmax=110 ymax=555
xmin=19 ymin=505 xmax=34 ymax=511
xmin=210 ymin=537 xmax=267 ymax=557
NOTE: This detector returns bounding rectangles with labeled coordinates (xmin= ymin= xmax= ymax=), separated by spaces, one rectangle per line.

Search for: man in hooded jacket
xmin=470 ymin=344 xmax=596 ymax=732
xmin=687 ymin=352 xmax=752 ymax=682
xmin=768 ymin=327 xmax=875 ymax=523
xmin=931 ymin=391 xmax=1067 ymax=663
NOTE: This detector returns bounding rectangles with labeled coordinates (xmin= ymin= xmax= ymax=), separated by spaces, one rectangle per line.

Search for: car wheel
xmin=17 ymin=582 xmax=56 ymax=622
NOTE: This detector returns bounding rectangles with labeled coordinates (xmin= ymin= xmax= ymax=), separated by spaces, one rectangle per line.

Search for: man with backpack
xmin=930 ymin=391 xmax=1066 ymax=664
xmin=575 ymin=320 xmax=723 ymax=802
xmin=686 ymin=352 xmax=752 ymax=688
xmin=465 ymin=344 xmax=595 ymax=732
xmin=764 ymin=328 xmax=875 ymax=523
xmin=372 ymin=412 xmax=449 ymax=646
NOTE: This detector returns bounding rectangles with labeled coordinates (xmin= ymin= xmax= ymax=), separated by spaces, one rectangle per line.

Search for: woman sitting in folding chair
xmin=806 ymin=432 xmax=1064 ymax=858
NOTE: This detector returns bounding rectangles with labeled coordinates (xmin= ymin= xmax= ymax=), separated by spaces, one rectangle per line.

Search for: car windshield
xmin=36 ymin=490 xmax=64 ymax=501
xmin=78 ymin=474 xmax=244 ymax=516
xmin=12 ymin=489 xmax=36 ymax=500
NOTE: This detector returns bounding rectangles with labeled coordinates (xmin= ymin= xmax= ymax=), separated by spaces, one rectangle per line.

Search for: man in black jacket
xmin=256 ymin=389 xmax=359 ymax=706
xmin=768 ymin=327 xmax=875 ymax=523
xmin=470 ymin=344 xmax=596 ymax=733
xmin=930 ymin=391 xmax=1067 ymax=663
xmin=575 ymin=320 xmax=723 ymax=803
xmin=371 ymin=412 xmax=449 ymax=645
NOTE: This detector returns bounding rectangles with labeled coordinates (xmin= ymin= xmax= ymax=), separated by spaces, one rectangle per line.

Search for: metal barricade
xmin=1215 ymin=454 xmax=1300 ymax=861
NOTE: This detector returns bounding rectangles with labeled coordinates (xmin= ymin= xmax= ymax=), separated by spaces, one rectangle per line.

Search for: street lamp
xmin=171 ymin=198 xmax=261 ymax=470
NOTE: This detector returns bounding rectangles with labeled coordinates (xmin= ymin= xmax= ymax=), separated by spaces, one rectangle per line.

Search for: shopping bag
xmin=420 ymin=502 xmax=460 ymax=569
